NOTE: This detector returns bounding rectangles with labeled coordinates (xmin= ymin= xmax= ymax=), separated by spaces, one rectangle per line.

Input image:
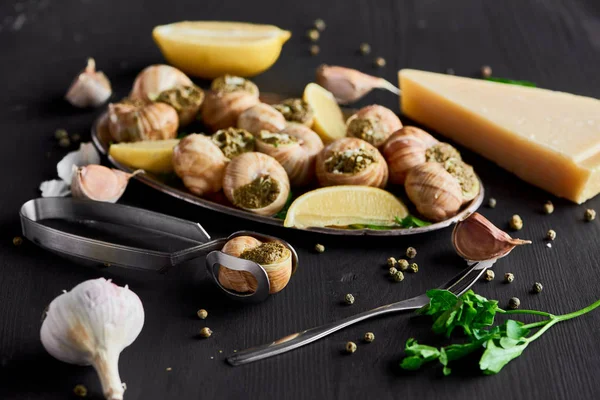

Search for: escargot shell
xmin=202 ymin=90 xmax=260 ymax=132
xmin=107 ymin=101 xmax=179 ymax=143
xmin=130 ymin=64 xmax=193 ymax=102
xmin=315 ymin=137 xmax=388 ymax=188
xmin=237 ymin=103 xmax=287 ymax=136
xmin=382 ymin=126 xmax=439 ymax=184
xmin=346 ymin=105 xmax=402 ymax=148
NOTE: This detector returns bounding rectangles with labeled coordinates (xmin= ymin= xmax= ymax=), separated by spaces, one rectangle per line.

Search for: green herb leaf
xmin=395 ymin=215 xmax=432 ymax=228
xmin=485 ymin=77 xmax=537 ymax=87
xmin=274 ymin=191 xmax=294 ymax=220
xmin=479 ymin=337 xmax=528 ymax=375
xmin=400 ymin=339 xmax=441 ymax=370
xmin=504 ymin=320 xmax=530 ymax=340
xmin=177 ymin=131 xmax=190 ymax=139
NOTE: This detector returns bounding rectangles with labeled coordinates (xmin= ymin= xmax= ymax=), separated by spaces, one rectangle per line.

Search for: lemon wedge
xmin=303 ymin=83 xmax=347 ymax=144
xmin=152 ymin=21 xmax=291 ymax=79
xmin=109 ymin=139 xmax=180 ymax=174
xmin=284 ymin=186 xmax=408 ymax=229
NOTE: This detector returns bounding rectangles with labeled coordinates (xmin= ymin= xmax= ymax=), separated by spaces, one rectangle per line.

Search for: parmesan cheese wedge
xmin=399 ymin=69 xmax=600 ymax=203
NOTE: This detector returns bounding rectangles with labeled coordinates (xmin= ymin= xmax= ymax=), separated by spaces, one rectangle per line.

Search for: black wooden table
xmin=2 ymin=1 xmax=600 ymax=399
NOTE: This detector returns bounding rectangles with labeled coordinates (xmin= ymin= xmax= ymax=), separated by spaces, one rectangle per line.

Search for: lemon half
xmin=153 ymin=21 xmax=291 ymax=79
xmin=284 ymin=186 xmax=408 ymax=229
xmin=109 ymin=139 xmax=180 ymax=174
xmin=303 ymin=83 xmax=347 ymax=144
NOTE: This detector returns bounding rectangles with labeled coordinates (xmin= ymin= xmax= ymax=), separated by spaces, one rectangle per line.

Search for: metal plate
xmin=92 ymin=114 xmax=484 ymax=236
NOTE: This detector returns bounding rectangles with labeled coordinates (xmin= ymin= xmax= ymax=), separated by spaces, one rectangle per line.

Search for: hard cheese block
xmin=399 ymin=69 xmax=600 ymax=203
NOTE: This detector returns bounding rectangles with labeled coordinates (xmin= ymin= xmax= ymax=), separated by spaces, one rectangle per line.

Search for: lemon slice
xmin=284 ymin=186 xmax=408 ymax=229
xmin=303 ymin=83 xmax=347 ymax=144
xmin=109 ymin=139 xmax=180 ymax=174
xmin=152 ymin=21 xmax=291 ymax=79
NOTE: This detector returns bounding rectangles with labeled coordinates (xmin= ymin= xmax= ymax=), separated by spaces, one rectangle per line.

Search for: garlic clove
xmin=452 ymin=212 xmax=531 ymax=261
xmin=315 ymin=64 xmax=400 ymax=104
xmin=66 ymin=58 xmax=112 ymax=108
xmin=40 ymin=278 xmax=144 ymax=400
xmin=57 ymin=142 xmax=101 ymax=184
xmin=71 ymin=164 xmax=141 ymax=203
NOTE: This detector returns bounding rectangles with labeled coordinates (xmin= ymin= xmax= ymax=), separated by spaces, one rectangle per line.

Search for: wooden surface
xmin=2 ymin=0 xmax=600 ymax=399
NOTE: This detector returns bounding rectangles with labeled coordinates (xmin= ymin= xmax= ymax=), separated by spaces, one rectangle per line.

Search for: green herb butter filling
xmin=240 ymin=241 xmax=290 ymax=265
xmin=425 ymin=143 xmax=461 ymax=164
xmin=233 ymin=175 xmax=280 ymax=209
xmin=324 ymin=148 xmax=377 ymax=174
xmin=155 ymin=85 xmax=204 ymax=112
xmin=273 ymin=98 xmax=314 ymax=125
xmin=259 ymin=131 xmax=298 ymax=147
xmin=347 ymin=117 xmax=386 ymax=146
xmin=211 ymin=75 xmax=259 ymax=96
xmin=211 ymin=127 xmax=255 ymax=158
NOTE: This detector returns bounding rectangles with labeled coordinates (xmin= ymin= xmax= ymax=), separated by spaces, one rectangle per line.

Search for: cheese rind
xmin=399 ymin=69 xmax=600 ymax=203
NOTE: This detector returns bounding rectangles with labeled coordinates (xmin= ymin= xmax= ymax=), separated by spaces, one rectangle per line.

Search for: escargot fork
xmin=227 ymin=259 xmax=494 ymax=366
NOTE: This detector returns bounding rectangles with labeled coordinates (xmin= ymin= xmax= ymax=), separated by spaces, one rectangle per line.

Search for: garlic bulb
xmin=223 ymin=152 xmax=290 ymax=216
xmin=272 ymin=98 xmax=315 ymax=126
xmin=40 ymin=278 xmax=144 ymax=400
xmin=65 ymin=58 xmax=112 ymax=108
xmin=346 ymin=105 xmax=402 ymax=148
xmin=211 ymin=127 xmax=255 ymax=158
xmin=130 ymin=64 xmax=193 ymax=103
xmin=382 ymin=126 xmax=439 ymax=184
xmin=202 ymin=75 xmax=260 ymax=132
xmin=316 ymin=137 xmax=388 ymax=188
xmin=218 ymin=236 xmax=292 ymax=294
xmin=154 ymin=85 xmax=204 ymax=126
xmin=237 ymin=103 xmax=287 ymax=136
xmin=71 ymin=165 xmax=141 ymax=203
xmin=405 ymin=162 xmax=463 ymax=222
xmin=256 ymin=124 xmax=324 ymax=186
xmin=172 ymin=134 xmax=229 ymax=196
xmin=452 ymin=212 xmax=531 ymax=261
xmin=108 ymin=100 xmax=179 ymax=143
xmin=315 ymin=64 xmax=400 ymax=104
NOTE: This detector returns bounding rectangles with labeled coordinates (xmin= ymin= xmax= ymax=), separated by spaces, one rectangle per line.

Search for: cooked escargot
xmin=222 ymin=152 xmax=290 ymax=216
xmin=237 ymin=103 xmax=287 ymax=136
xmin=346 ymin=105 xmax=402 ymax=148
xmin=315 ymin=137 xmax=388 ymax=188
xmin=382 ymin=126 xmax=439 ymax=184
xmin=107 ymin=100 xmax=178 ymax=143
xmin=255 ymin=123 xmax=324 ymax=186
xmin=210 ymin=127 xmax=255 ymax=158
xmin=202 ymin=75 xmax=260 ymax=132
xmin=154 ymin=85 xmax=204 ymax=126
xmin=130 ymin=64 xmax=193 ymax=102
xmin=272 ymin=98 xmax=315 ymax=126
xmin=172 ymin=134 xmax=229 ymax=196
xmin=218 ymin=236 xmax=292 ymax=294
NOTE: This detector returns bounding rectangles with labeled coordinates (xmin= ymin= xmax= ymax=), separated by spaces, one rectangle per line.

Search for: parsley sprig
xmin=400 ymin=289 xmax=600 ymax=375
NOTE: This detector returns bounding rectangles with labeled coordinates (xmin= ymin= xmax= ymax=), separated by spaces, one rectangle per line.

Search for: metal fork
xmin=227 ymin=259 xmax=494 ymax=366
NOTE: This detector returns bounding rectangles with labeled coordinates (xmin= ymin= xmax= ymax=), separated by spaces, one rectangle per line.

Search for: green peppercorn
xmin=197 ymin=309 xmax=208 ymax=320
xmin=394 ymin=271 xmax=405 ymax=282
xmin=344 ymin=293 xmax=355 ymax=305
xmin=12 ymin=236 xmax=23 ymax=246
xmin=508 ymin=297 xmax=520 ymax=310
xmin=546 ymin=229 xmax=556 ymax=241
xmin=388 ymin=267 xmax=398 ymax=276
xmin=409 ymin=263 xmax=418 ymax=273
xmin=315 ymin=243 xmax=325 ymax=253
xmin=363 ymin=332 xmax=375 ymax=343
xmin=374 ymin=57 xmax=386 ymax=68
xmin=509 ymin=214 xmax=523 ymax=230
xmin=483 ymin=270 xmax=495 ymax=282
xmin=504 ymin=272 xmax=514 ymax=283
xmin=585 ymin=209 xmax=596 ymax=221
xmin=387 ymin=257 xmax=397 ymax=267
xmin=54 ymin=129 xmax=68 ymax=140
xmin=309 ymin=45 xmax=320 ymax=56
xmin=307 ymin=29 xmax=320 ymax=41
xmin=406 ymin=247 xmax=417 ymax=259
xmin=359 ymin=43 xmax=371 ymax=55
xmin=397 ymin=259 xmax=409 ymax=271
xmin=73 ymin=384 xmax=88 ymax=397
xmin=199 ymin=327 xmax=212 ymax=338
xmin=345 ymin=341 xmax=357 ymax=353
xmin=543 ymin=201 xmax=554 ymax=215
xmin=532 ymin=282 xmax=543 ymax=293
xmin=488 ymin=197 xmax=497 ymax=208
xmin=59 ymin=137 xmax=71 ymax=148
xmin=481 ymin=65 xmax=492 ymax=78
xmin=314 ymin=18 xmax=326 ymax=31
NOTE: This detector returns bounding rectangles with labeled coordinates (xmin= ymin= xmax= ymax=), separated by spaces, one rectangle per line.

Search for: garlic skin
xmin=130 ymin=64 xmax=193 ymax=103
xmin=256 ymin=124 xmax=324 ymax=186
xmin=71 ymin=165 xmax=141 ymax=203
xmin=40 ymin=278 xmax=144 ymax=400
xmin=108 ymin=101 xmax=179 ymax=143
xmin=237 ymin=103 xmax=287 ymax=136
xmin=66 ymin=58 xmax=112 ymax=108
xmin=218 ymin=236 xmax=292 ymax=294
xmin=315 ymin=64 xmax=400 ymax=104
xmin=346 ymin=105 xmax=402 ymax=148
xmin=453 ymin=212 xmax=531 ymax=261
xmin=223 ymin=152 xmax=290 ymax=216
xmin=172 ymin=134 xmax=229 ymax=196
xmin=382 ymin=126 xmax=439 ymax=184
xmin=316 ymin=137 xmax=388 ymax=188
xmin=405 ymin=162 xmax=463 ymax=222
